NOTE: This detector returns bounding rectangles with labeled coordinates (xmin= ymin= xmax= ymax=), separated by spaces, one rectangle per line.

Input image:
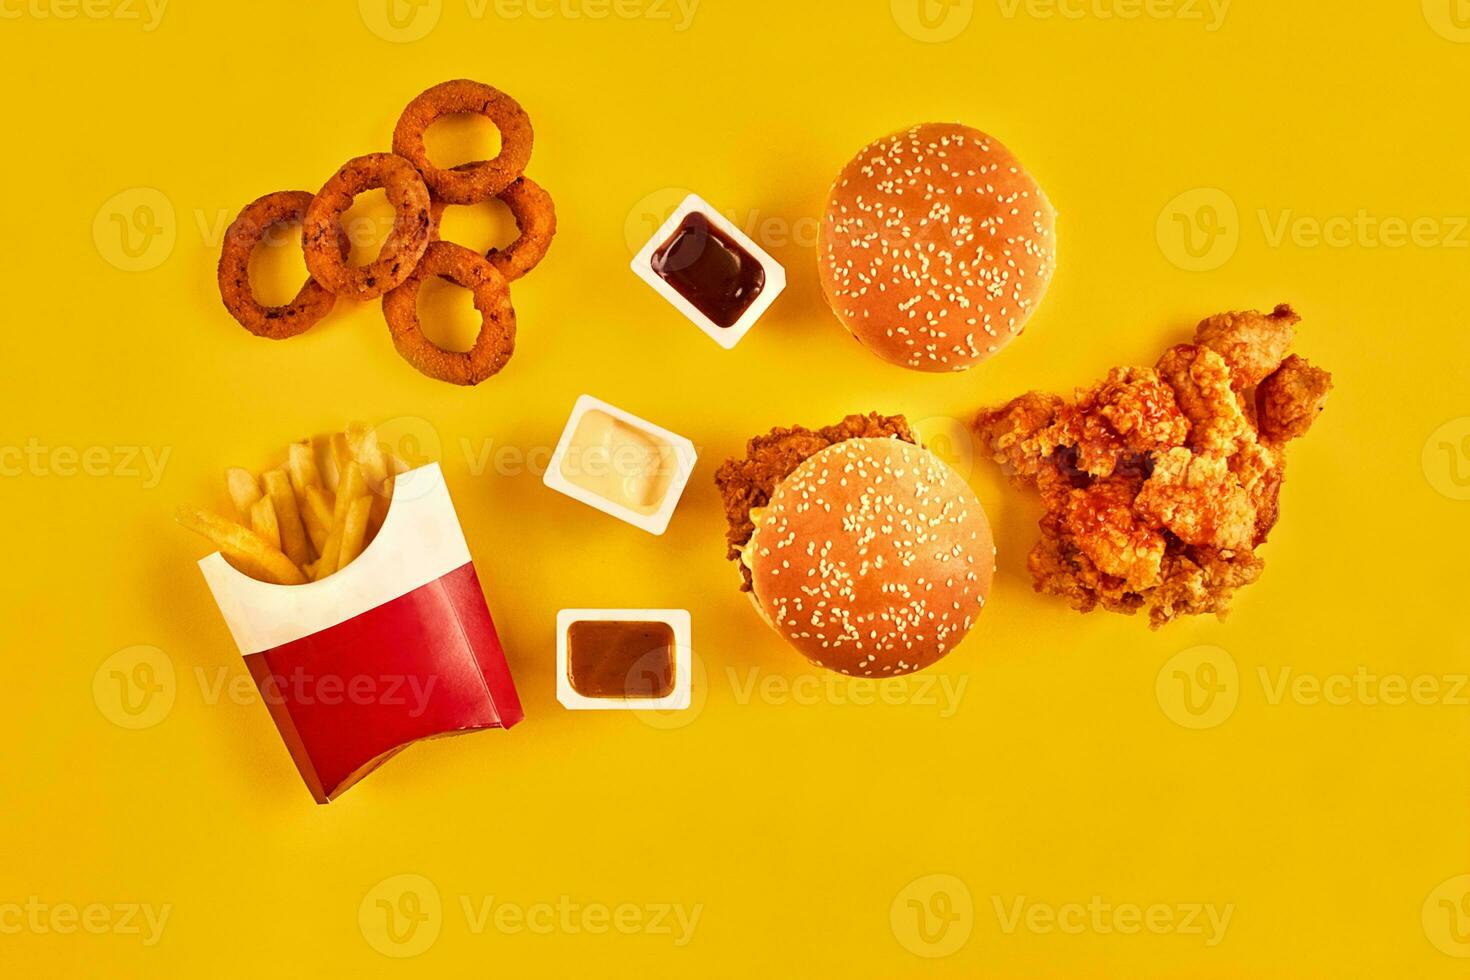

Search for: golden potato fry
xmin=347 ymin=423 xmax=390 ymax=489
xmin=225 ymin=468 xmax=263 ymax=518
xmin=262 ymin=468 xmax=310 ymax=567
xmin=323 ymin=433 xmax=352 ymax=494
xmin=249 ymin=496 xmax=281 ymax=550
xmin=176 ymin=506 xmax=306 ymax=586
xmin=338 ymin=496 xmax=374 ymax=567
xmin=314 ymin=524 xmax=343 ymax=581
xmin=287 ymin=442 xmax=322 ymax=498
xmin=302 ymin=486 xmax=334 ymax=552
xmin=334 ymin=461 xmax=367 ymax=525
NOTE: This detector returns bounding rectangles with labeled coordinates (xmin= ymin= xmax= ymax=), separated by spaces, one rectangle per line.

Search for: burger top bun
xmin=747 ymin=438 xmax=995 ymax=676
xmin=818 ymin=123 xmax=1057 ymax=373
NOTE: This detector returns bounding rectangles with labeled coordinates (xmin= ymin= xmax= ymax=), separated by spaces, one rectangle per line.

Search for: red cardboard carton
xmin=197 ymin=464 xmax=523 ymax=803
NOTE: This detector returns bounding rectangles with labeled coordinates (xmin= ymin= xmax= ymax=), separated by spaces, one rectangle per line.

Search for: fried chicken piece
xmin=1134 ymin=448 xmax=1255 ymax=551
xmin=976 ymin=368 xmax=1188 ymax=483
xmin=1195 ymin=303 xmax=1299 ymax=388
xmin=1143 ymin=548 xmax=1266 ymax=627
xmin=1258 ymin=355 xmax=1334 ymax=442
xmin=974 ymin=305 xmax=1330 ymax=627
xmin=714 ymin=413 xmax=916 ymax=590
xmin=974 ymin=391 xmax=1064 ymax=486
xmin=1027 ymin=516 xmax=1264 ymax=626
xmin=1155 ymin=344 xmax=1254 ymax=455
xmin=1058 ymin=367 xmax=1190 ymax=478
xmin=1061 ymin=480 xmax=1165 ymax=587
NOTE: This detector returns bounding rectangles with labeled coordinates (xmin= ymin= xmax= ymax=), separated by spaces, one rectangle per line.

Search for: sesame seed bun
xmin=746 ymin=438 xmax=995 ymax=676
xmin=818 ymin=123 xmax=1057 ymax=372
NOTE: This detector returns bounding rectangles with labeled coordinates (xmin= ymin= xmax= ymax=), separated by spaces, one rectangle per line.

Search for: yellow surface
xmin=2 ymin=2 xmax=1468 ymax=977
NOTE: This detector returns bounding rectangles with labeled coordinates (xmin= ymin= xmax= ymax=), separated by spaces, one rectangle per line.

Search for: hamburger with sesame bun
xmin=714 ymin=415 xmax=995 ymax=676
xmin=818 ymin=123 xmax=1057 ymax=372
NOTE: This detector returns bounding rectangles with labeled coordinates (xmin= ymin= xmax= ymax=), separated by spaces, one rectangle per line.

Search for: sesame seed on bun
xmin=818 ymin=123 xmax=1057 ymax=372
xmin=745 ymin=438 xmax=995 ymax=676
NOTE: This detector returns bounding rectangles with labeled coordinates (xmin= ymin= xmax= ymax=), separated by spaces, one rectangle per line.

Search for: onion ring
xmin=217 ymin=191 xmax=348 ymax=339
xmin=381 ymin=241 xmax=517 ymax=386
xmin=302 ymin=153 xmax=431 ymax=300
xmin=428 ymin=176 xmax=557 ymax=281
xmin=392 ymin=80 xmax=533 ymax=206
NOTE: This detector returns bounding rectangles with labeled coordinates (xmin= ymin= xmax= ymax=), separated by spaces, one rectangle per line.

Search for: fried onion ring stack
xmin=215 ymin=79 xmax=556 ymax=387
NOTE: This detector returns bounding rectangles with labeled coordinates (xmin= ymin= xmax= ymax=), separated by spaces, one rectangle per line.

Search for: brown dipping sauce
xmin=567 ymin=620 xmax=676 ymax=699
xmin=650 ymin=212 xmax=765 ymax=328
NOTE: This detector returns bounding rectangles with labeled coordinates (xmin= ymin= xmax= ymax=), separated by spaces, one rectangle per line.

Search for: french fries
xmin=177 ymin=424 xmax=415 ymax=587
xmin=260 ymin=468 xmax=309 ymax=567
xmin=226 ymin=468 xmax=263 ymax=518
xmin=249 ymin=497 xmax=281 ymax=550
xmin=177 ymin=506 xmax=306 ymax=586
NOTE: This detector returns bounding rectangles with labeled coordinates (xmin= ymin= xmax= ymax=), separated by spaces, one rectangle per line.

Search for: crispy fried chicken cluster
xmin=974 ymin=305 xmax=1332 ymax=627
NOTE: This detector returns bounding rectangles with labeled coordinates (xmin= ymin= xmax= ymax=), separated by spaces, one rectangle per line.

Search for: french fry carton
xmin=197 ymin=464 xmax=523 ymax=803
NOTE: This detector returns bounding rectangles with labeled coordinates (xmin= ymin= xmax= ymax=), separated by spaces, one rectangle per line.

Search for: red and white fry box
xmin=196 ymin=463 xmax=523 ymax=804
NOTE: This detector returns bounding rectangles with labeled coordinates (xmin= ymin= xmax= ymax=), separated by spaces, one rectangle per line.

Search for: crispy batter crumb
xmin=975 ymin=306 xmax=1331 ymax=627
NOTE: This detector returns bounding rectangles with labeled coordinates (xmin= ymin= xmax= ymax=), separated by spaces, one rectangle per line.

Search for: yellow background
xmin=2 ymin=0 xmax=1468 ymax=976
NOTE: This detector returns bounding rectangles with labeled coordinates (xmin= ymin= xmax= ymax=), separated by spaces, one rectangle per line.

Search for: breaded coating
xmin=974 ymin=305 xmax=1331 ymax=627
xmin=1062 ymin=481 xmax=1166 ymax=587
xmin=1195 ymin=303 xmax=1299 ymax=388
xmin=714 ymin=414 xmax=916 ymax=590
xmin=1155 ymin=345 xmax=1253 ymax=455
xmin=1134 ymin=448 xmax=1256 ymax=551
xmin=976 ymin=368 xmax=1188 ymax=483
xmin=1258 ymin=355 xmax=1334 ymax=442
